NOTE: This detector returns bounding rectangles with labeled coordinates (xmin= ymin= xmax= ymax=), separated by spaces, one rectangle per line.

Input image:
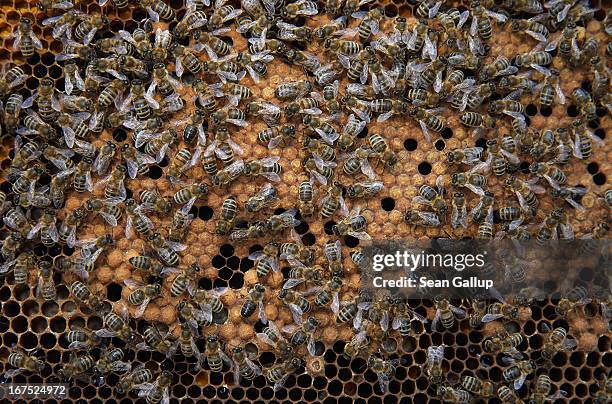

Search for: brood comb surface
xmin=0 ymin=0 xmax=610 ymax=403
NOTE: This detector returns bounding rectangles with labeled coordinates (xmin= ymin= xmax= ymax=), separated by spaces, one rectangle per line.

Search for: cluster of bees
xmin=0 ymin=0 xmax=610 ymax=401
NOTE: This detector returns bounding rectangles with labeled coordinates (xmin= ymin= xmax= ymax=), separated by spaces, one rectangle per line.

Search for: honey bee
xmin=244 ymin=182 xmax=277 ymax=213
xmin=431 ymin=297 xmax=467 ymax=330
xmin=124 ymin=279 xmax=162 ymax=318
xmin=408 ymin=106 xmax=446 ymax=143
xmin=73 ymin=13 xmax=108 ymax=45
xmin=0 ymin=65 xmax=28 ymax=100
xmin=42 ymin=9 xmax=82 ymax=40
xmin=248 ymin=242 xmax=279 ymax=279
xmin=136 ymin=370 xmax=173 ymax=404
xmin=243 ymin=156 xmax=282 ymax=182
xmin=333 ymin=208 xmax=371 ymax=240
xmin=483 ymin=331 xmax=524 ymax=358
xmin=437 ymin=385 xmax=471 ymax=403
xmin=486 ymin=301 xmax=521 ymax=321
xmin=229 ymin=221 xmax=267 ymax=242
xmin=510 ymin=17 xmax=549 ymax=42
xmin=69 ymin=280 xmax=107 ymax=311
xmin=264 ymin=209 xmax=299 ymax=233
xmin=124 ymin=199 xmax=154 ymax=238
xmin=404 ymin=210 xmax=442 ymax=227
xmin=571 ymin=119 xmax=604 ymax=160
xmin=127 ymin=255 xmax=169 ymax=278
xmin=266 ymin=357 xmax=304 ymax=391
xmin=36 ymin=0 xmax=74 ymax=12
xmin=530 ymin=374 xmax=566 ymax=403
xmin=35 ymin=260 xmax=56 ymax=301
xmin=278 ymin=288 xmax=311 ymax=324
xmin=138 ymin=323 xmax=178 ymax=358
xmin=92 ymin=347 xmax=131 ymax=385
xmin=178 ymin=321 xmax=204 ymax=364
xmin=12 ymin=18 xmax=43 ymax=58
xmin=502 ymin=357 xmax=536 ymax=390
xmin=497 ymin=385 xmax=522 ymax=403
xmin=19 ymin=110 xmax=56 ymax=139
xmin=452 ymin=172 xmax=488 ymax=196
xmin=177 ymin=300 xmax=211 ymax=330
xmin=211 ymin=81 xmax=253 ymax=107
xmin=529 ymin=162 xmax=566 ymax=190
xmin=414 ymin=176 xmax=449 ymax=218
xmin=213 ymin=196 xmax=238 ymax=235
xmin=84 ymin=198 xmax=122 ymax=227
xmin=168 ymin=263 xmax=200 ymax=298
xmin=283 ymin=261 xmax=323 ymax=290
xmin=116 ymin=366 xmax=154 ymax=395
xmin=255 ymin=125 xmax=295 ymax=151
xmin=541 ymin=325 xmax=577 ymax=362
xmin=479 ymin=56 xmax=518 ymax=81
xmin=231 ymin=345 xmax=262 ymax=384
xmin=241 ymin=283 xmax=267 ymax=323
xmin=65 ymin=326 xmax=104 ymax=350
xmin=210 ymin=159 xmax=243 ymax=187
xmin=58 ymin=353 xmax=95 ymax=381
xmin=3 ymin=345 xmax=47 ymax=378
xmin=593 ymin=374 xmax=612 ymax=404
xmin=11 ymin=136 xmax=42 ymax=171
xmin=275 ymin=80 xmax=312 ymax=100
xmin=75 ymin=234 xmax=114 ymax=266
xmin=58 ymin=206 xmax=87 ymax=248
xmin=203 ymin=335 xmax=232 ymax=372
xmin=139 ymin=0 xmax=175 ymax=21
xmin=368 ymin=356 xmax=400 ymax=393
xmin=169 ymin=43 xmax=204 ymax=79
xmin=281 ymin=0 xmax=319 ymax=19
xmin=3 ymin=206 xmax=32 ymax=235
xmin=320 ymin=181 xmax=347 ymax=219
xmin=208 ymin=0 xmax=243 ymax=30
xmin=461 ymin=375 xmax=495 ymax=397
xmin=536 ymin=69 xmax=566 ymax=109
xmin=173 ymin=11 xmax=209 ymax=39
xmin=210 ymin=106 xmax=248 ymax=128
xmin=477 ymin=139 xmax=521 ymax=177
xmin=505 ymin=176 xmax=544 ymax=214
xmin=346 ymin=180 xmax=383 ymax=200
xmin=192 ymin=287 xmax=227 ymax=323
xmin=556 ymin=285 xmax=592 ymax=317
xmin=451 ymin=192 xmax=468 ymax=230
xmin=1 ymin=232 xmax=23 ymax=262
xmin=0 ymin=91 xmax=23 ymax=131
xmin=0 ymin=251 xmax=34 ymax=282
xmin=148 ymin=232 xmax=185 ymax=267
xmin=169 ymin=202 xmax=196 ymax=244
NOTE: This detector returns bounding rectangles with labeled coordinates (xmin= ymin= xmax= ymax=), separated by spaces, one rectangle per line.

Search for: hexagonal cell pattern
xmin=0 ymin=0 xmax=610 ymax=402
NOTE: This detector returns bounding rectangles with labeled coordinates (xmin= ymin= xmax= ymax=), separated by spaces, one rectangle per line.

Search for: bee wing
xmin=481 ymin=313 xmax=503 ymax=323
xmin=137 ymin=382 xmax=155 ymax=397
xmin=27 ymin=222 xmax=43 ymax=239
xmin=83 ymin=28 xmax=97 ymax=45
xmin=418 ymin=120 xmax=432 ymax=143
xmin=0 ymin=259 xmax=16 ymax=274
xmin=513 ymin=374 xmax=527 ymax=390
xmin=111 ymin=361 xmax=132 ymax=373
xmin=289 ymin=304 xmax=304 ymax=324
xmin=94 ymin=329 xmax=116 ymax=338
xmin=562 ymin=338 xmax=577 ymax=351
xmin=283 ymin=278 xmax=305 ymax=289
xmin=256 ymin=332 xmax=277 ymax=347
xmin=68 ymin=341 xmax=90 ymax=350
xmin=3 ymin=368 xmax=25 ymax=378
xmin=450 ymin=305 xmax=466 ymax=318
xmin=67 ymin=226 xmax=77 ymax=249
xmin=427 ymin=1 xmax=442 ymax=18
xmin=431 ymin=309 xmax=441 ymax=331
xmin=273 ymin=375 xmax=289 ymax=392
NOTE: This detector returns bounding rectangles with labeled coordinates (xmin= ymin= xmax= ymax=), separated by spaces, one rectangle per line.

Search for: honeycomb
xmin=0 ymin=0 xmax=610 ymax=402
